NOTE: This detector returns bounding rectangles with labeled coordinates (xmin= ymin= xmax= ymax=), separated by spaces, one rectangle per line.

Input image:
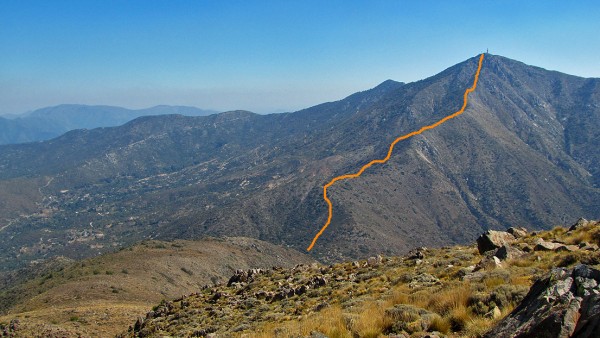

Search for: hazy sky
xmin=1 ymin=1 xmax=599 ymax=115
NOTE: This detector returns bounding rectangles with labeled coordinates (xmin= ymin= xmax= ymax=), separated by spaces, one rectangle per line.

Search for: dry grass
xmin=463 ymin=316 xmax=496 ymax=337
xmin=510 ymin=275 xmax=531 ymax=286
xmin=352 ymin=301 xmax=394 ymax=338
xmin=254 ymin=305 xmax=352 ymax=338
xmin=426 ymin=284 xmax=470 ymax=315
xmin=564 ymin=222 xmax=600 ymax=246
xmin=429 ymin=314 xmax=451 ymax=333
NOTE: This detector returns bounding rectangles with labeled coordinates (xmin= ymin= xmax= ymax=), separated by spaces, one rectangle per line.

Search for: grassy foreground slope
xmin=123 ymin=220 xmax=600 ymax=337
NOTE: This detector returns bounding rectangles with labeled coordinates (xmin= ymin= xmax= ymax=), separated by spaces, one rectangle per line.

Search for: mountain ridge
xmin=0 ymin=104 xmax=217 ymax=145
xmin=0 ymin=54 xmax=598 ymax=269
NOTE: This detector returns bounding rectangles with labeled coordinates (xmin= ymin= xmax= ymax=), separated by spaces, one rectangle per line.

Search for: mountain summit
xmin=0 ymin=54 xmax=598 ymax=268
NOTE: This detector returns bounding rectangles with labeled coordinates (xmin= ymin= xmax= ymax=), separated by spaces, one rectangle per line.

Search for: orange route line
xmin=307 ymin=53 xmax=485 ymax=252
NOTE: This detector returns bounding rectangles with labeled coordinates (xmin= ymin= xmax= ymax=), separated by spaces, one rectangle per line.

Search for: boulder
xmin=555 ymin=245 xmax=579 ymax=252
xmin=495 ymin=244 xmax=525 ymax=261
xmin=310 ymin=332 xmax=328 ymax=338
xmin=226 ymin=268 xmax=264 ymax=287
xmin=227 ymin=269 xmax=249 ymax=286
xmin=485 ymin=306 xmax=502 ymax=319
xmin=475 ymin=255 xmax=503 ymax=271
xmin=367 ymin=256 xmax=379 ymax=266
xmin=518 ymin=243 xmax=533 ymax=253
xmin=569 ymin=218 xmax=590 ymax=231
xmin=579 ymin=242 xmax=599 ymax=251
xmin=477 ymin=230 xmax=516 ymax=254
xmin=9 ymin=319 xmax=19 ymax=331
xmin=484 ymin=264 xmax=600 ymax=338
xmin=534 ymin=239 xmax=564 ymax=251
xmin=408 ymin=247 xmax=427 ymax=260
xmin=507 ymin=227 xmax=528 ymax=238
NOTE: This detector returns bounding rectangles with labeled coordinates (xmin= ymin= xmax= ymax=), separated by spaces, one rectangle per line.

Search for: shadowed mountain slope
xmin=0 ymin=54 xmax=598 ymax=268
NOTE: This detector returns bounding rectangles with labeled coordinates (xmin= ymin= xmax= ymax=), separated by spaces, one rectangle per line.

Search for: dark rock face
xmin=477 ymin=230 xmax=516 ymax=254
xmin=484 ymin=264 xmax=600 ymax=338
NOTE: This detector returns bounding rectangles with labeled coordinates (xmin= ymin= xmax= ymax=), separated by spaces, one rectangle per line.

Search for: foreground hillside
xmin=118 ymin=219 xmax=600 ymax=337
xmin=0 ymin=237 xmax=314 ymax=337
xmin=0 ymin=219 xmax=598 ymax=337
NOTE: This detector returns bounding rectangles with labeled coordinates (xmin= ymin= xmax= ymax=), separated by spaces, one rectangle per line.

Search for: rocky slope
xmin=485 ymin=264 xmax=600 ymax=337
xmin=0 ymin=54 xmax=598 ymax=270
xmin=109 ymin=219 xmax=599 ymax=337
xmin=0 ymin=237 xmax=313 ymax=337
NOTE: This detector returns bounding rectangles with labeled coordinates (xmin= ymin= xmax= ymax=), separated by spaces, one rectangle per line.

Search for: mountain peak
xmin=375 ymin=79 xmax=404 ymax=89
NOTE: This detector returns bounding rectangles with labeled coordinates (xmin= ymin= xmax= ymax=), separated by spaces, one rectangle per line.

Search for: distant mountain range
xmin=0 ymin=105 xmax=217 ymax=145
xmin=0 ymin=54 xmax=598 ymax=270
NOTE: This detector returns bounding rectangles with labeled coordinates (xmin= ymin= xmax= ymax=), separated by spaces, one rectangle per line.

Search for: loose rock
xmin=569 ymin=217 xmax=590 ymax=231
xmin=533 ymin=239 xmax=564 ymax=251
xmin=477 ymin=230 xmax=516 ymax=254
xmin=495 ymin=244 xmax=525 ymax=261
xmin=507 ymin=227 xmax=528 ymax=238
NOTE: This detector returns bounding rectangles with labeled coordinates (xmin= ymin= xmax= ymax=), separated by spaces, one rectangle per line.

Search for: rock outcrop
xmin=495 ymin=244 xmax=525 ymax=261
xmin=569 ymin=218 xmax=590 ymax=232
xmin=484 ymin=264 xmax=600 ymax=338
xmin=507 ymin=227 xmax=528 ymax=239
xmin=477 ymin=230 xmax=516 ymax=254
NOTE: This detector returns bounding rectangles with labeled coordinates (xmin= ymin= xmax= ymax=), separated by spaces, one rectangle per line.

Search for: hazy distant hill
xmin=0 ymin=54 xmax=598 ymax=269
xmin=0 ymin=104 xmax=217 ymax=145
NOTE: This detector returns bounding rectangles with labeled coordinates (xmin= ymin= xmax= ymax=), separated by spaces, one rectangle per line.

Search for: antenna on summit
xmin=486 ymin=48 xmax=489 ymax=54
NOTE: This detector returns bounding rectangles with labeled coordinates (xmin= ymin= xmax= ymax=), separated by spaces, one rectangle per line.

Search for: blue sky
xmin=1 ymin=1 xmax=599 ymax=115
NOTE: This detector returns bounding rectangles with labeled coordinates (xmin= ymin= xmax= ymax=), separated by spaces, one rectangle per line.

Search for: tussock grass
xmin=430 ymin=314 xmax=451 ymax=333
xmin=352 ymin=301 xmax=394 ymax=338
xmin=426 ymin=284 xmax=470 ymax=315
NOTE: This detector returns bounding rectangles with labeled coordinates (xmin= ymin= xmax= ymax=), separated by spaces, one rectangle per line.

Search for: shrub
xmin=489 ymin=284 xmax=529 ymax=308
